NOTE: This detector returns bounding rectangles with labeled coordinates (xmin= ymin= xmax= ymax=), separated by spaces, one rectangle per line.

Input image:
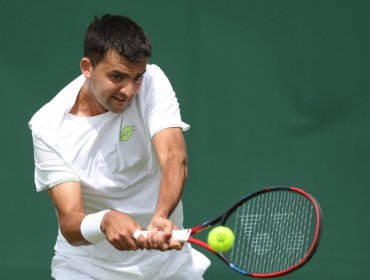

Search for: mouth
xmin=112 ymin=95 xmax=128 ymax=102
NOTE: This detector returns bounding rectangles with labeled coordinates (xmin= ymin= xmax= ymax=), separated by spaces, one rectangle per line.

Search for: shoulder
xmin=143 ymin=64 xmax=170 ymax=83
xmin=28 ymin=75 xmax=85 ymax=133
xmin=146 ymin=64 xmax=163 ymax=75
xmin=141 ymin=64 xmax=174 ymax=96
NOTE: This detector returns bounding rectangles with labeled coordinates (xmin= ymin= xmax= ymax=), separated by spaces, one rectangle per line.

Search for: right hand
xmin=143 ymin=215 xmax=183 ymax=251
xmin=100 ymin=210 xmax=145 ymax=251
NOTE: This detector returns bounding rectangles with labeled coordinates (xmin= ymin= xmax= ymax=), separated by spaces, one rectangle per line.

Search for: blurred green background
xmin=0 ymin=0 xmax=369 ymax=279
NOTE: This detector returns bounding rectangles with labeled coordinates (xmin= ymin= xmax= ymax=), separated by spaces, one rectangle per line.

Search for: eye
xmin=134 ymin=74 xmax=144 ymax=83
xmin=109 ymin=73 xmax=124 ymax=82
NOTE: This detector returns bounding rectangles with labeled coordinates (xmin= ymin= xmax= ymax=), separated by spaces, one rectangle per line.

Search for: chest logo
xmin=120 ymin=126 xmax=135 ymax=141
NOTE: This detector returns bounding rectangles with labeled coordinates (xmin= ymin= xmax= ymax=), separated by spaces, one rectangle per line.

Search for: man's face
xmin=83 ymin=50 xmax=147 ymax=114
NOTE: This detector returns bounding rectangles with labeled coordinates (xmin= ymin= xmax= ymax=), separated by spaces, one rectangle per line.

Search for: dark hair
xmin=83 ymin=14 xmax=152 ymax=65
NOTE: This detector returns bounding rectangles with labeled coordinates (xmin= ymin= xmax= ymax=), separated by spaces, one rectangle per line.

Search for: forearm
xmin=152 ymin=128 xmax=188 ymax=221
xmin=155 ymin=149 xmax=188 ymax=219
xmin=58 ymin=211 xmax=88 ymax=245
xmin=143 ymin=148 xmax=188 ymax=251
xmin=48 ymin=182 xmax=143 ymax=250
xmin=47 ymin=182 xmax=89 ymax=246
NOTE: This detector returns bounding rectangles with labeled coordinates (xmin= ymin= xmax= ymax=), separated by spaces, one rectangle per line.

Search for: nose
xmin=120 ymin=81 xmax=137 ymax=97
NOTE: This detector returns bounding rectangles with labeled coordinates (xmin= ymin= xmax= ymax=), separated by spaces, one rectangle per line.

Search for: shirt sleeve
xmin=140 ymin=65 xmax=190 ymax=138
xmin=31 ymin=131 xmax=80 ymax=192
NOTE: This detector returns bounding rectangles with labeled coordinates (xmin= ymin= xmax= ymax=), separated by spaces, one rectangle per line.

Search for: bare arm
xmin=152 ymin=127 xmax=188 ymax=219
xmin=47 ymin=182 xmax=87 ymax=245
xmin=48 ymin=182 xmax=143 ymax=250
xmin=145 ymin=127 xmax=188 ymax=250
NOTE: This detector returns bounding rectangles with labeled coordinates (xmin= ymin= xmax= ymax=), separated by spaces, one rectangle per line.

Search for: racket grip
xmin=133 ymin=229 xmax=191 ymax=242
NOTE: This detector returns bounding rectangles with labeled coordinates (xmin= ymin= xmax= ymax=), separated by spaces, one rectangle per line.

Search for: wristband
xmin=80 ymin=210 xmax=110 ymax=244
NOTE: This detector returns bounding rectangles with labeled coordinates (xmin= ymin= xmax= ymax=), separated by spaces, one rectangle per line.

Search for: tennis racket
xmin=134 ymin=186 xmax=323 ymax=278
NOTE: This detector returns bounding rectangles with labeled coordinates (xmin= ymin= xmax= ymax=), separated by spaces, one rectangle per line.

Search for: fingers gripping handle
xmin=133 ymin=229 xmax=192 ymax=242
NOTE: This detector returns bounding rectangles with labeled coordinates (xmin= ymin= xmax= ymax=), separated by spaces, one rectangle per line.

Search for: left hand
xmin=143 ymin=215 xmax=183 ymax=251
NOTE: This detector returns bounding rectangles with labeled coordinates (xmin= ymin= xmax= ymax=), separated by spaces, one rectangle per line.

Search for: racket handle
xmin=133 ymin=229 xmax=191 ymax=242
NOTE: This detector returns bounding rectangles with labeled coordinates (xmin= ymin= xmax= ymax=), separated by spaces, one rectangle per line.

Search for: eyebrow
xmin=109 ymin=69 xmax=146 ymax=77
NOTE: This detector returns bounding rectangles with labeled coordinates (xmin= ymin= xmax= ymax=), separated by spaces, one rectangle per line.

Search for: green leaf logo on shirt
xmin=120 ymin=126 xmax=135 ymax=141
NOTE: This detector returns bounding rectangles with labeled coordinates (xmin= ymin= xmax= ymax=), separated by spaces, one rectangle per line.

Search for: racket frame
xmin=187 ymin=186 xmax=323 ymax=278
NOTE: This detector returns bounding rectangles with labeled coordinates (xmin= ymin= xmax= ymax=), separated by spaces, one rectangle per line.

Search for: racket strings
xmin=225 ymin=189 xmax=317 ymax=274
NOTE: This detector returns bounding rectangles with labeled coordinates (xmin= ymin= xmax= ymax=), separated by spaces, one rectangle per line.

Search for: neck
xmin=69 ymin=81 xmax=107 ymax=116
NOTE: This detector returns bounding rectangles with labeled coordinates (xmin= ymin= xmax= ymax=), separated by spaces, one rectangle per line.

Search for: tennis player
xmin=28 ymin=14 xmax=210 ymax=279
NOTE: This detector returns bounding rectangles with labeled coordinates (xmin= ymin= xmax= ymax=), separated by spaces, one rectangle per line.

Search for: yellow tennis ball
xmin=207 ymin=226 xmax=235 ymax=252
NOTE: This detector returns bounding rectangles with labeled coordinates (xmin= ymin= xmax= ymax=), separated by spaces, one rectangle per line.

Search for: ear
xmin=80 ymin=57 xmax=93 ymax=78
